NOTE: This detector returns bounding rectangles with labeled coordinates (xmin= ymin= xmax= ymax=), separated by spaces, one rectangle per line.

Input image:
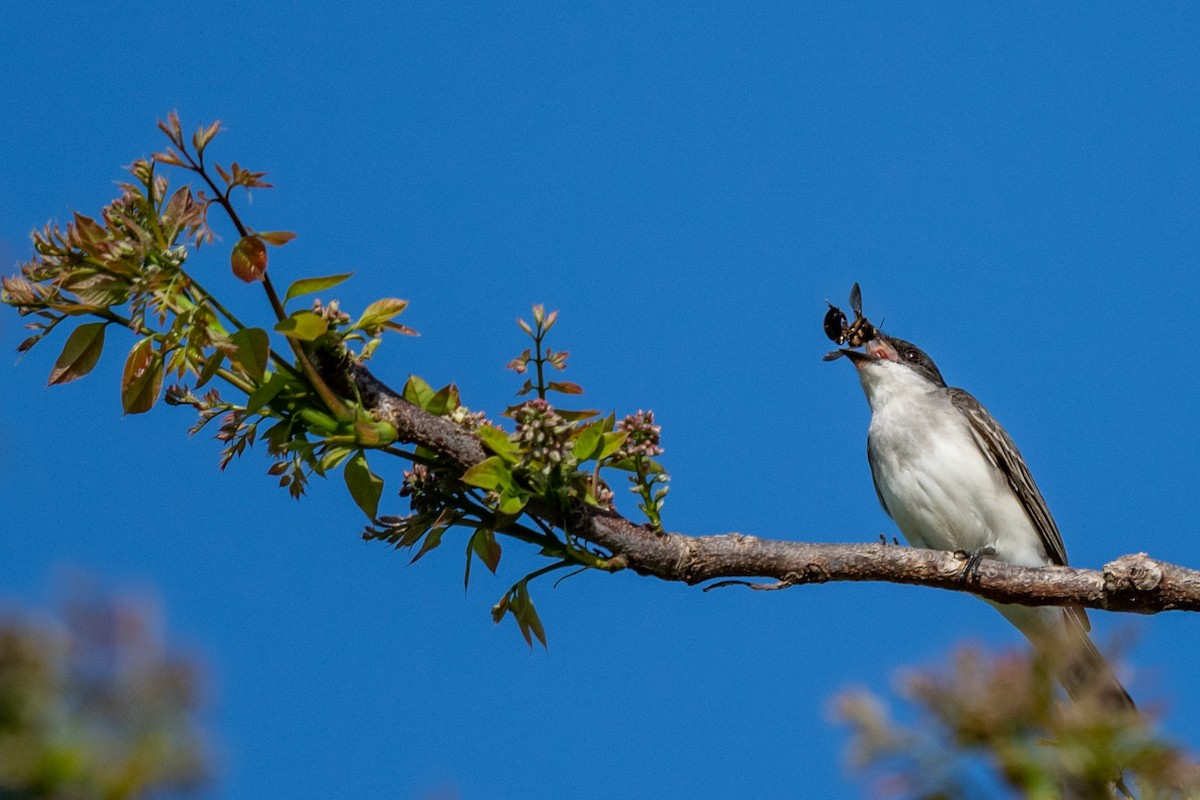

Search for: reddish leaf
xmin=121 ymin=338 xmax=164 ymax=415
xmin=152 ymin=149 xmax=186 ymax=167
xmin=257 ymin=230 xmax=297 ymax=246
xmin=47 ymin=322 xmax=106 ymax=386
xmin=547 ymin=381 xmax=583 ymax=395
xmin=157 ymin=111 xmax=183 ymax=145
xmin=230 ymin=235 xmax=268 ymax=282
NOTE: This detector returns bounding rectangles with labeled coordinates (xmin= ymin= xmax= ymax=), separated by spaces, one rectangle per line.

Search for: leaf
xmin=121 ymin=338 xmax=164 ymax=415
xmin=257 ymin=230 xmax=297 ymax=246
xmin=283 ymin=272 xmax=354 ymax=304
xmin=477 ymin=424 xmax=519 ymax=464
xmin=382 ymin=320 xmax=419 ymax=336
xmin=152 ymin=149 xmax=186 ymax=167
xmin=230 ymin=235 xmax=269 ymax=282
xmin=194 ymin=350 xmax=225 ymax=388
xmin=192 ymin=119 xmax=221 ymax=153
xmin=547 ymin=381 xmax=583 ymax=395
xmin=471 ymin=529 xmax=502 ymax=574
xmin=320 ymin=446 xmax=355 ymax=473
xmin=461 ymin=457 xmax=513 ymax=492
xmin=274 ymin=311 xmax=329 ymax=341
xmin=597 ymin=431 xmax=628 ymax=461
xmin=501 ymin=582 xmax=547 ymax=649
xmin=572 ymin=421 xmax=603 ymax=462
xmin=426 ymin=384 xmax=460 ymax=416
xmin=157 ymin=111 xmax=183 ymax=145
xmin=245 ymin=371 xmax=291 ymax=415
xmin=343 ymin=450 xmax=384 ymax=520
xmin=410 ymin=527 xmax=445 ymax=564
xmin=402 ymin=374 xmax=435 ymax=410
xmin=47 ymin=322 xmax=106 ymax=386
xmin=497 ymin=487 xmax=529 ymax=516
xmin=353 ymin=297 xmax=408 ymax=331
xmin=72 ymin=212 xmax=106 ymax=243
xmin=229 ymin=328 xmax=270 ymax=381
xmin=556 ymin=408 xmax=600 ymax=423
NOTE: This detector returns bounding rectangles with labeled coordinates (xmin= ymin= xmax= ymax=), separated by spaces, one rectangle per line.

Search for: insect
xmin=822 ymin=282 xmax=877 ymax=354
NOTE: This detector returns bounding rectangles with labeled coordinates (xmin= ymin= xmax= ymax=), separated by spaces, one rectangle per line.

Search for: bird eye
xmin=904 ymin=349 xmax=920 ymax=362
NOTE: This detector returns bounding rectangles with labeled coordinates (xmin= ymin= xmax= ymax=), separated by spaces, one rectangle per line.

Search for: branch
xmin=345 ymin=362 xmax=1200 ymax=616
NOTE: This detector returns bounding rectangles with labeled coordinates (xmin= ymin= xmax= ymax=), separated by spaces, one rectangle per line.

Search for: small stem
xmin=261 ymin=275 xmax=287 ymax=323
xmin=182 ymin=146 xmax=351 ymax=422
xmin=186 ymin=274 xmax=246 ymax=330
xmin=214 ymin=367 xmax=256 ymax=396
xmin=534 ymin=328 xmax=546 ymax=399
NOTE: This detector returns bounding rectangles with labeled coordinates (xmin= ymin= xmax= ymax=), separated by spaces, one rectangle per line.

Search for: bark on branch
xmin=347 ymin=362 xmax=1200 ymax=616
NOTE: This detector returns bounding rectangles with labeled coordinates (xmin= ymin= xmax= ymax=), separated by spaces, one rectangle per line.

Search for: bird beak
xmin=825 ymin=337 xmax=899 ymax=365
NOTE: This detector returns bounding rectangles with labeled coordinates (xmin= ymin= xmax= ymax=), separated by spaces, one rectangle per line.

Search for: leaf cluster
xmin=836 ymin=644 xmax=1200 ymax=799
xmin=4 ymin=114 xmax=672 ymax=649
xmin=0 ymin=590 xmax=209 ymax=799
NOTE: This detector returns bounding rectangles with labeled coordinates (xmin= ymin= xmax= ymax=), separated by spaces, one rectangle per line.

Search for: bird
xmin=834 ymin=329 xmax=1134 ymax=711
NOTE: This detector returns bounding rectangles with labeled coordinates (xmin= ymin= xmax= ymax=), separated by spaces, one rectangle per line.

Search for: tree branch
xmin=346 ymin=361 xmax=1200 ymax=616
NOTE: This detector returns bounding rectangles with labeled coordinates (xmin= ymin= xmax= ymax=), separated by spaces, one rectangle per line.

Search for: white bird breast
xmin=860 ymin=360 xmax=1050 ymax=570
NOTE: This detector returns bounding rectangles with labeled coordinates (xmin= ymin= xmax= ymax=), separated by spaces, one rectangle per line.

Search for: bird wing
xmin=946 ymin=388 xmax=1071 ymax=567
xmin=949 ymin=388 xmax=1091 ymax=633
xmin=865 ymin=434 xmax=893 ymax=516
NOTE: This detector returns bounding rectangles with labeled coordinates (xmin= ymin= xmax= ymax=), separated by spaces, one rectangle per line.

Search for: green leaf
xmin=353 ymin=297 xmax=409 ymax=331
xmin=121 ymin=338 xmax=164 ymax=415
xmin=230 ymin=235 xmax=269 ymax=282
xmin=470 ymin=529 xmax=502 ymax=574
xmin=194 ymin=350 xmax=225 ymax=388
xmin=503 ymin=582 xmax=547 ymax=649
xmin=274 ymin=311 xmax=329 ymax=341
xmin=497 ymin=487 xmax=529 ymax=515
xmin=410 ymin=527 xmax=446 ymax=564
xmin=415 ymin=527 xmax=448 ymax=566
xmin=283 ymin=272 xmax=354 ymax=305
xmin=461 ymin=457 xmax=513 ymax=491
xmin=245 ymin=371 xmax=291 ymax=415
xmin=597 ymin=431 xmax=628 ymax=461
xmin=47 ymin=322 xmax=106 ymax=386
xmin=343 ymin=450 xmax=384 ymax=520
xmin=320 ymin=446 xmax=354 ymax=473
xmin=229 ymin=328 xmax=270 ymax=381
xmin=402 ymin=374 xmax=435 ymax=410
xmin=477 ymin=424 xmax=519 ymax=464
xmin=426 ymin=384 xmax=460 ymax=416
xmin=572 ymin=421 xmax=603 ymax=462
xmin=557 ymin=408 xmax=600 ymax=423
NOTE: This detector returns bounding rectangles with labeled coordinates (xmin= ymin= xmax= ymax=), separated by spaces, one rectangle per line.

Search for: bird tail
xmin=1054 ymin=611 xmax=1136 ymax=714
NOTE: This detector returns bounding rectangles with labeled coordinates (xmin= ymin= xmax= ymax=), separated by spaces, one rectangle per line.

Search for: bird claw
xmin=956 ymin=546 xmax=997 ymax=582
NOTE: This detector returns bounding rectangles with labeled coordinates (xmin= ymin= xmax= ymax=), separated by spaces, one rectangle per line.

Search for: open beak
xmin=825 ymin=337 xmax=899 ymax=365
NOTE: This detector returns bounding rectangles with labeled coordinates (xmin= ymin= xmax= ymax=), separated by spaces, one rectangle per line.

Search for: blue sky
xmin=3 ymin=3 xmax=1199 ymax=798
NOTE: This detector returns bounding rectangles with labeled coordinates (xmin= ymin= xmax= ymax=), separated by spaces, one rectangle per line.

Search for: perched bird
xmin=836 ymin=331 xmax=1133 ymax=710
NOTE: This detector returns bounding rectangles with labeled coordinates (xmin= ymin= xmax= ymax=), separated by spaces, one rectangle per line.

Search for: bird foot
xmin=955 ymin=546 xmax=997 ymax=582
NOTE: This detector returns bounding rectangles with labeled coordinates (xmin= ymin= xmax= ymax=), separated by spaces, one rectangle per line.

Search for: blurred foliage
xmin=835 ymin=644 xmax=1200 ymax=799
xmin=0 ymin=590 xmax=209 ymax=799
xmin=1 ymin=114 xmax=670 ymax=646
